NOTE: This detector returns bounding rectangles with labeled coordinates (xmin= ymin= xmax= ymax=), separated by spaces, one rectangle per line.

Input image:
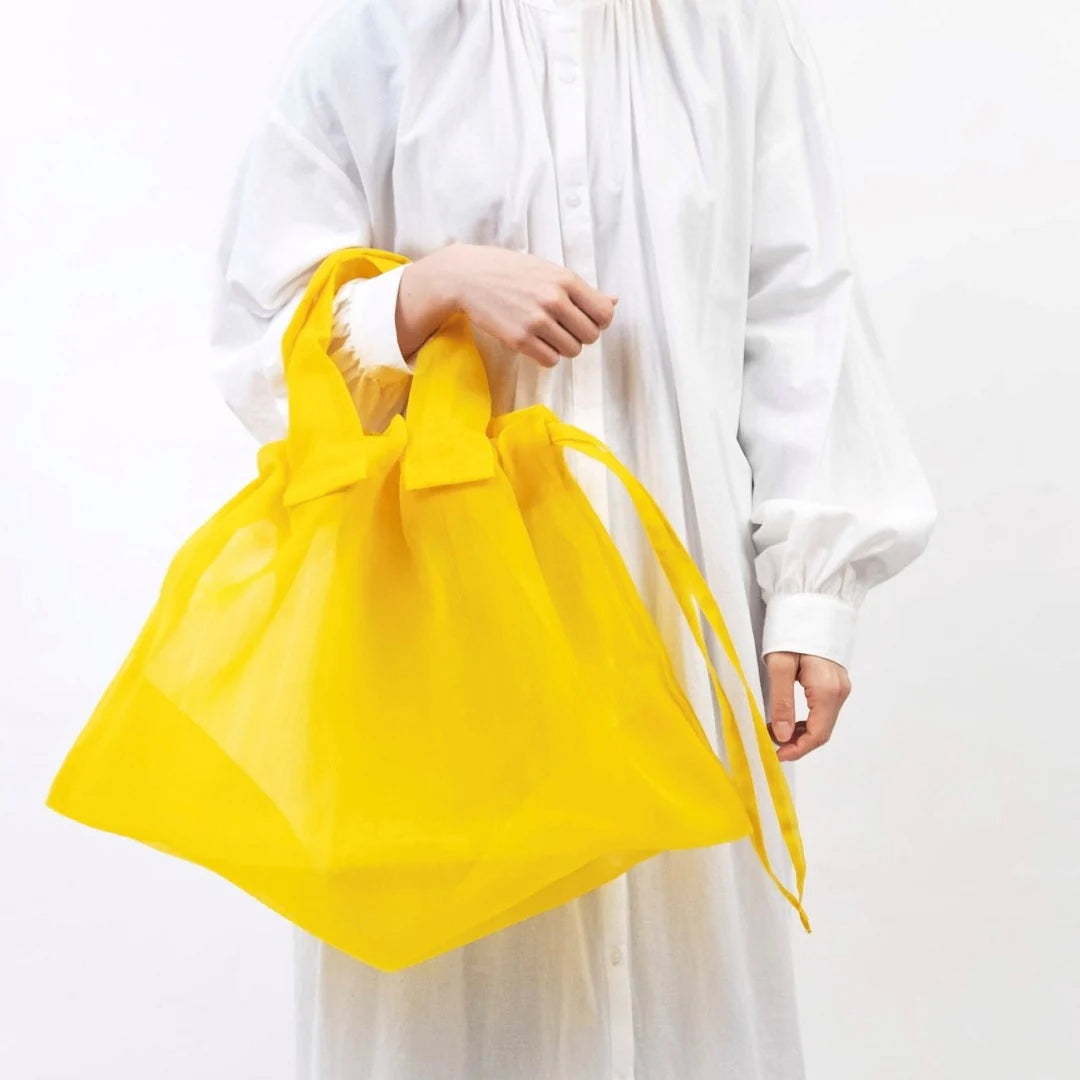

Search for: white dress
xmin=207 ymin=2 xmax=938 ymax=1078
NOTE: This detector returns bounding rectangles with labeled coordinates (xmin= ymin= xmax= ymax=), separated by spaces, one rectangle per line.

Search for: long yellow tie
xmin=548 ymin=420 xmax=812 ymax=933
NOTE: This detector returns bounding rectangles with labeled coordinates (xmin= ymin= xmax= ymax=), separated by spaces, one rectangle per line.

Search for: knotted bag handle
xmin=280 ymin=246 xmax=496 ymax=502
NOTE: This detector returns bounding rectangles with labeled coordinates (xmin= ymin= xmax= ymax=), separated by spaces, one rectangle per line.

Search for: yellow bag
xmin=45 ymin=247 xmax=810 ymax=971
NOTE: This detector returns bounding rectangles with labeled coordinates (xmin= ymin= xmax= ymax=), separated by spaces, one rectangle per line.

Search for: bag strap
xmin=401 ymin=310 xmax=497 ymax=491
xmin=548 ymin=420 xmax=812 ymax=933
xmin=280 ymin=246 xmax=496 ymax=494
xmin=280 ymin=248 xmax=404 ymax=501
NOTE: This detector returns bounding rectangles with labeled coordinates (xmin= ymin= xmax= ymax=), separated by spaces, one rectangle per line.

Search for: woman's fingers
xmin=775 ymin=718 xmax=831 ymax=763
xmin=445 ymin=244 xmax=618 ymax=364
xmin=518 ymin=331 xmax=562 ymax=368
xmin=535 ymin=276 xmax=614 ymax=359
xmin=764 ymin=651 xmax=799 ymax=744
xmin=535 ymin=308 xmax=588 ymax=360
xmin=765 ymin=651 xmax=852 ymax=762
xmin=521 ymin=289 xmax=612 ymax=365
xmin=565 ymin=276 xmax=618 ymax=331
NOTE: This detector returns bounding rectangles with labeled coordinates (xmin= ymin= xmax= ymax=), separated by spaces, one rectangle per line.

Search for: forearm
xmin=336 ymin=241 xmax=616 ymax=373
xmin=392 ymin=246 xmax=465 ymax=360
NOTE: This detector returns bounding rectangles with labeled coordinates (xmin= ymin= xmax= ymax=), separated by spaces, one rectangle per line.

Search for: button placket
xmin=549 ymin=8 xmax=604 ymax=449
xmin=546 ymin=16 xmax=631 ymax=1079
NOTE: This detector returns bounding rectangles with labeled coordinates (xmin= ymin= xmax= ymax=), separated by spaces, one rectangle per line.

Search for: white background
xmin=1 ymin=1 xmax=1076 ymax=1077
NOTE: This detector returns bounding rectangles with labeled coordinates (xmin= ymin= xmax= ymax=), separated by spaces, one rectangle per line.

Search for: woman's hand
xmin=398 ymin=242 xmax=618 ymax=367
xmin=763 ymin=651 xmax=852 ymax=761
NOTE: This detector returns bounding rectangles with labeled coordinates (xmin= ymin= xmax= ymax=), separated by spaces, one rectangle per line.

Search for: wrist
xmin=408 ymin=244 xmax=467 ymax=322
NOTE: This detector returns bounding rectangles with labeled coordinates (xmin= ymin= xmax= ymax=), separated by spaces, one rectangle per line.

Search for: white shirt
xmin=208 ymin=2 xmax=938 ymax=1078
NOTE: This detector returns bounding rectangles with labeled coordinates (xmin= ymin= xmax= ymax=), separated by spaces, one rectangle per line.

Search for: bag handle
xmin=400 ymin=309 xmax=496 ymax=490
xmin=548 ymin=420 xmax=812 ymax=933
xmin=280 ymin=247 xmax=496 ymax=498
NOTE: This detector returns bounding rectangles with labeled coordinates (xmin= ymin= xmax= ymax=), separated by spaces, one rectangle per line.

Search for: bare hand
xmin=763 ymin=652 xmax=852 ymax=761
xmin=403 ymin=243 xmax=618 ymax=367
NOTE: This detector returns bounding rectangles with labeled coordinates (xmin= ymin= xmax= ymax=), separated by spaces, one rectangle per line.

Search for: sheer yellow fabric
xmin=45 ymin=248 xmax=810 ymax=972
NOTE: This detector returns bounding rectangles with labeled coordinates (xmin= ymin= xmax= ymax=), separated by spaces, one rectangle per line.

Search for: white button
xmin=610 ymin=945 xmax=624 ymax=966
xmin=560 ymin=67 xmax=577 ymax=84
xmin=566 ymin=191 xmax=582 ymax=208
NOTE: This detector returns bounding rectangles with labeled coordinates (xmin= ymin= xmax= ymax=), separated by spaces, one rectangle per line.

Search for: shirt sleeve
xmin=738 ymin=0 xmax=938 ymax=671
xmin=329 ymin=264 xmax=416 ymax=434
xmin=206 ymin=8 xmax=411 ymax=444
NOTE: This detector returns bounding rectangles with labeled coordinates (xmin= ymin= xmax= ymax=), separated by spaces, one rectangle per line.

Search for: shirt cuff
xmin=332 ymin=263 xmax=414 ymax=373
xmin=760 ymin=591 xmax=858 ymax=670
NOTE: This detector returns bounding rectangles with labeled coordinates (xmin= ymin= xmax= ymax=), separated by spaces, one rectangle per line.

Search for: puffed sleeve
xmin=738 ymin=0 xmax=938 ymax=671
xmin=330 ymin=264 xmax=417 ymax=434
xmin=207 ymin=7 xmax=414 ymax=444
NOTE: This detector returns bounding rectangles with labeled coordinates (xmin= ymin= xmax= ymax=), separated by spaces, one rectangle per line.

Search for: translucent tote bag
xmin=45 ymin=247 xmax=810 ymax=972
